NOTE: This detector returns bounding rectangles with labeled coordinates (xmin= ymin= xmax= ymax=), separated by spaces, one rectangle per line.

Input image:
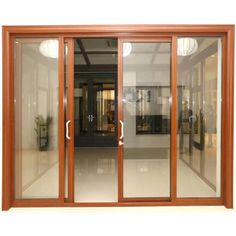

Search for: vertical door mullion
xmin=58 ymin=36 xmax=65 ymax=201
xmin=170 ymin=36 xmax=178 ymax=201
xmin=66 ymin=38 xmax=75 ymax=202
xmin=117 ymin=39 xmax=124 ymax=201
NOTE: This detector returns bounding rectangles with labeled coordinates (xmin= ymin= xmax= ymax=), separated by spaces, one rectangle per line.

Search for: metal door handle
xmin=88 ymin=115 xmax=95 ymax=122
xmin=119 ymin=140 xmax=124 ymax=146
xmin=66 ymin=120 xmax=71 ymax=140
xmin=119 ymin=120 xmax=124 ymax=140
xmin=90 ymin=115 xmax=95 ymax=122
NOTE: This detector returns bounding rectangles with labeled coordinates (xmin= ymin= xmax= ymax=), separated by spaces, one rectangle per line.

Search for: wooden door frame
xmin=65 ymin=38 xmax=75 ymax=203
xmin=2 ymin=25 xmax=234 ymax=210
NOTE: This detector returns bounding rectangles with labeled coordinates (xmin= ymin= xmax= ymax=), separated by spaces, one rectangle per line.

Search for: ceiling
xmin=74 ymin=38 xmax=219 ymax=67
xmin=74 ymin=38 xmax=117 ymax=65
xmin=22 ymin=37 xmax=220 ymax=71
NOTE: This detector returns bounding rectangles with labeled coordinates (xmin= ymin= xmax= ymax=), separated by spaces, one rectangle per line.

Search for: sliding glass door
xmin=177 ymin=37 xmax=222 ymax=198
xmin=119 ymin=39 xmax=172 ymax=199
xmin=14 ymin=38 xmax=61 ymax=199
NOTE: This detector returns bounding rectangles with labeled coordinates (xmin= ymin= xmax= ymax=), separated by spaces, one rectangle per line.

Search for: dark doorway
xmin=74 ymin=38 xmax=118 ymax=147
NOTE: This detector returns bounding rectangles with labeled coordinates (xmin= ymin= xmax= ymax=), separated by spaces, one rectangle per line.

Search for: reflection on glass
xmin=136 ymin=87 xmax=170 ymax=134
xmin=177 ymin=37 xmax=222 ymax=197
xmin=74 ymin=78 xmax=116 ymax=144
xmin=14 ymin=38 xmax=59 ymax=199
xmin=74 ymin=79 xmax=88 ymax=137
xmin=93 ymin=81 xmax=115 ymax=136
xmin=123 ymin=42 xmax=171 ymax=198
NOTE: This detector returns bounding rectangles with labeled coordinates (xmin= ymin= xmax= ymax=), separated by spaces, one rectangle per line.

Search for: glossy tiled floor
xmin=16 ymin=150 xmax=58 ymax=199
xmin=21 ymin=147 xmax=217 ymax=201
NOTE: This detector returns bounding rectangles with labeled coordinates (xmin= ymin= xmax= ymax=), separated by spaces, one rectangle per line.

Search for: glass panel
xmin=74 ymin=78 xmax=88 ymax=137
xmin=191 ymin=62 xmax=202 ymax=173
xmin=123 ymin=42 xmax=171 ymax=198
xmin=178 ymin=70 xmax=191 ymax=164
xmin=14 ymin=38 xmax=59 ymax=199
xmin=177 ymin=37 xmax=222 ymax=197
xmin=93 ymin=79 xmax=115 ymax=136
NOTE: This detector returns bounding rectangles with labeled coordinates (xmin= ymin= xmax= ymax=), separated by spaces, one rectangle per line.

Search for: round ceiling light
xmin=177 ymin=38 xmax=198 ymax=56
xmin=123 ymin=42 xmax=132 ymax=57
xmin=39 ymin=40 xmax=59 ymax=59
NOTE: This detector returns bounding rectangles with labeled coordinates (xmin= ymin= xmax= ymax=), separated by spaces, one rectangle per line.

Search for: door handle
xmin=119 ymin=120 xmax=124 ymax=140
xmin=90 ymin=115 xmax=95 ymax=122
xmin=119 ymin=140 xmax=124 ymax=146
xmin=88 ymin=115 xmax=95 ymax=122
xmin=66 ymin=120 xmax=71 ymax=140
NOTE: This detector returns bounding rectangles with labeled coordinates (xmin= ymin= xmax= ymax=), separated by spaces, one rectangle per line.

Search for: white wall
xmin=123 ymin=71 xmax=171 ymax=148
xmin=0 ymin=1 xmax=235 ymax=236
xmin=19 ymin=45 xmax=58 ymax=150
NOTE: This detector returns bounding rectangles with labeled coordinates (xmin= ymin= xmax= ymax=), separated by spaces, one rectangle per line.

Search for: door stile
xmin=170 ymin=36 xmax=178 ymax=201
xmin=66 ymin=38 xmax=75 ymax=202
xmin=58 ymin=36 xmax=66 ymax=201
xmin=117 ymin=39 xmax=124 ymax=201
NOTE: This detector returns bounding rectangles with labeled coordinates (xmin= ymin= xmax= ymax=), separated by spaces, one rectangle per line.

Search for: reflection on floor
xmin=123 ymin=148 xmax=170 ymax=198
xmin=21 ymin=147 xmax=218 ymax=201
xmin=75 ymin=148 xmax=118 ymax=202
xmin=74 ymin=147 xmax=217 ymax=202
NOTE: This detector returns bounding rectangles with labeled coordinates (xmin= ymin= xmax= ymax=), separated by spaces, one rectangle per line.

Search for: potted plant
xmin=34 ymin=115 xmax=52 ymax=151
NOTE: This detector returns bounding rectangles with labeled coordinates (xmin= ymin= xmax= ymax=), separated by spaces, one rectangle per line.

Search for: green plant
xmin=34 ymin=115 xmax=52 ymax=151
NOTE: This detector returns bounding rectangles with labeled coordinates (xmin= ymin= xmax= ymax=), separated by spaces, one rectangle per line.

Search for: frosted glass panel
xmin=14 ymin=38 xmax=59 ymax=199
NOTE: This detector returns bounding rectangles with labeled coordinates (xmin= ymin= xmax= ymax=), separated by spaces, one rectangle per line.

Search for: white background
xmin=0 ymin=0 xmax=235 ymax=235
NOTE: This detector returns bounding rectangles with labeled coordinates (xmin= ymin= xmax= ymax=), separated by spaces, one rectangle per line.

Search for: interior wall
xmin=19 ymin=44 xmax=58 ymax=150
xmin=124 ymin=70 xmax=170 ymax=148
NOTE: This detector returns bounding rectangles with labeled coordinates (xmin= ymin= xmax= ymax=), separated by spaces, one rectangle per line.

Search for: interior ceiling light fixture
xmin=123 ymin=42 xmax=132 ymax=57
xmin=177 ymin=38 xmax=198 ymax=56
xmin=39 ymin=40 xmax=59 ymax=58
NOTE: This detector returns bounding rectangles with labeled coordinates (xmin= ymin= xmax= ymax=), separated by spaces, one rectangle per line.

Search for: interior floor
xmin=21 ymin=148 xmax=217 ymax=201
